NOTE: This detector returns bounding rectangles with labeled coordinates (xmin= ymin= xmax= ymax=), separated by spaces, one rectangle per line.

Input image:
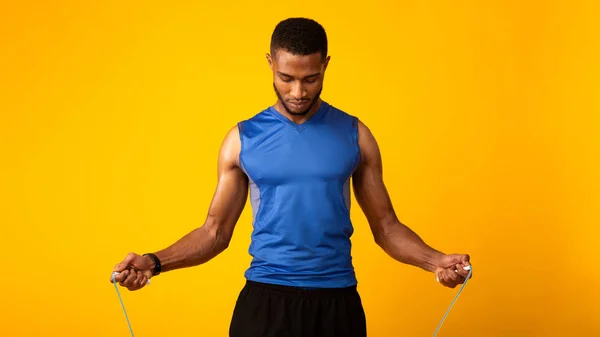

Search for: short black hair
xmin=270 ymin=17 xmax=328 ymax=59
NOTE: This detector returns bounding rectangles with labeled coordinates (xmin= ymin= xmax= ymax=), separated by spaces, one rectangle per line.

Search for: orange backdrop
xmin=1 ymin=1 xmax=598 ymax=336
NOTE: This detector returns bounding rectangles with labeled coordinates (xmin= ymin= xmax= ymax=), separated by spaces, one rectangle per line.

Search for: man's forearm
xmin=152 ymin=221 xmax=231 ymax=273
xmin=375 ymin=221 xmax=444 ymax=273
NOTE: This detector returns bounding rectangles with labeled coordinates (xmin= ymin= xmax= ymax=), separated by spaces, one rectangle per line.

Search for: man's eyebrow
xmin=277 ymin=71 xmax=321 ymax=79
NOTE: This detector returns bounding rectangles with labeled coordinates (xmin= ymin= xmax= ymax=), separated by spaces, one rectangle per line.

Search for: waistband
xmin=244 ymin=280 xmax=358 ymax=299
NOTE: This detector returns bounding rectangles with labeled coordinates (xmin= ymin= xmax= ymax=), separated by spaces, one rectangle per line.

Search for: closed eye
xmin=277 ymin=71 xmax=321 ymax=83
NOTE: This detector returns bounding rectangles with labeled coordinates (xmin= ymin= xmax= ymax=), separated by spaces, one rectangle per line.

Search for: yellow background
xmin=1 ymin=1 xmax=598 ymax=336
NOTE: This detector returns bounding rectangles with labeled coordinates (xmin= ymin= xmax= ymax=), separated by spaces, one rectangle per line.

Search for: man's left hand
xmin=434 ymin=254 xmax=472 ymax=288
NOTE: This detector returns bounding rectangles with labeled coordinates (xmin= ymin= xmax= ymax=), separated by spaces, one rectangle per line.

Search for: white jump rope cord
xmin=111 ymin=272 xmax=150 ymax=337
xmin=111 ymin=266 xmax=472 ymax=337
xmin=431 ymin=265 xmax=472 ymax=337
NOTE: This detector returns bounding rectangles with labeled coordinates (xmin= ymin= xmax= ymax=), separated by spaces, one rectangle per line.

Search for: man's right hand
xmin=110 ymin=252 xmax=155 ymax=291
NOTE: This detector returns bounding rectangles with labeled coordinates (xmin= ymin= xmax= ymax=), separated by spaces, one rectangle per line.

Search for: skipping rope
xmin=111 ymin=272 xmax=150 ymax=337
xmin=111 ymin=266 xmax=472 ymax=337
xmin=431 ymin=265 xmax=473 ymax=337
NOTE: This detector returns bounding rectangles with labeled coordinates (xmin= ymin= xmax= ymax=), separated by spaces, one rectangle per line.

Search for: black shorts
xmin=229 ymin=280 xmax=367 ymax=337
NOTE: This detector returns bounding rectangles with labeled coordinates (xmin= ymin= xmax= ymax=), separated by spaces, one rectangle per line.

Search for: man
xmin=110 ymin=17 xmax=472 ymax=337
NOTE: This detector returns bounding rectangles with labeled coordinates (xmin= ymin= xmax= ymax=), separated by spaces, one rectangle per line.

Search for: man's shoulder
xmin=235 ymin=105 xmax=277 ymax=139
xmin=323 ymin=102 xmax=376 ymax=146
xmin=322 ymin=101 xmax=360 ymax=129
xmin=238 ymin=105 xmax=274 ymax=128
xmin=325 ymin=101 xmax=357 ymax=117
xmin=241 ymin=105 xmax=273 ymax=121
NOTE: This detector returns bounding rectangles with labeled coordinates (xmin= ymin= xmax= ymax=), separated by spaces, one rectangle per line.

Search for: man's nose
xmin=290 ymin=82 xmax=305 ymax=99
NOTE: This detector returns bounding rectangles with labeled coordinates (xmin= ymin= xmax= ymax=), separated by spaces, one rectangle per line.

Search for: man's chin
xmin=283 ymin=103 xmax=311 ymax=116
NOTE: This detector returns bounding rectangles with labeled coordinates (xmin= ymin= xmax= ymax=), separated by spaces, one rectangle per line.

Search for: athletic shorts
xmin=229 ymin=280 xmax=367 ymax=337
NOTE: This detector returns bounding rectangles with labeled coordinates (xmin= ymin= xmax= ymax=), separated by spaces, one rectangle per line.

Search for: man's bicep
xmin=353 ymin=120 xmax=398 ymax=234
xmin=206 ymin=126 xmax=248 ymax=236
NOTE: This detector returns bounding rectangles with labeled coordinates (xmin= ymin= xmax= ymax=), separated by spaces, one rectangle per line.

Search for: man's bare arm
xmin=151 ymin=125 xmax=248 ymax=272
xmin=352 ymin=120 xmax=444 ymax=273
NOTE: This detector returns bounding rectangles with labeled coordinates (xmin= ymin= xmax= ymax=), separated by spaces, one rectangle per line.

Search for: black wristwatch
xmin=143 ymin=253 xmax=162 ymax=276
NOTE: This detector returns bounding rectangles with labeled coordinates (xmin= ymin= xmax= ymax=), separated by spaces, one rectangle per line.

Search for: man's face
xmin=268 ymin=49 xmax=330 ymax=116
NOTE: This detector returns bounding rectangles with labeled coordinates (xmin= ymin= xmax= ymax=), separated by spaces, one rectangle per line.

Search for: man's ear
xmin=323 ymin=55 xmax=331 ymax=71
xmin=266 ymin=53 xmax=273 ymax=70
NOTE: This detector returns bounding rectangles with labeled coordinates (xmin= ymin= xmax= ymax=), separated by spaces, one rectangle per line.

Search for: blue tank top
xmin=238 ymin=101 xmax=361 ymax=288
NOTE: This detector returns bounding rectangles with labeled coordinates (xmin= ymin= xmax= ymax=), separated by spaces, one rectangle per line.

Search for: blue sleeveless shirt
xmin=238 ymin=101 xmax=361 ymax=288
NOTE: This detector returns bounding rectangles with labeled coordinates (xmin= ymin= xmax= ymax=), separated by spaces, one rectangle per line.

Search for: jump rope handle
xmin=111 ymin=271 xmax=151 ymax=337
xmin=432 ymin=265 xmax=473 ymax=337
xmin=112 ymin=271 xmax=151 ymax=285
